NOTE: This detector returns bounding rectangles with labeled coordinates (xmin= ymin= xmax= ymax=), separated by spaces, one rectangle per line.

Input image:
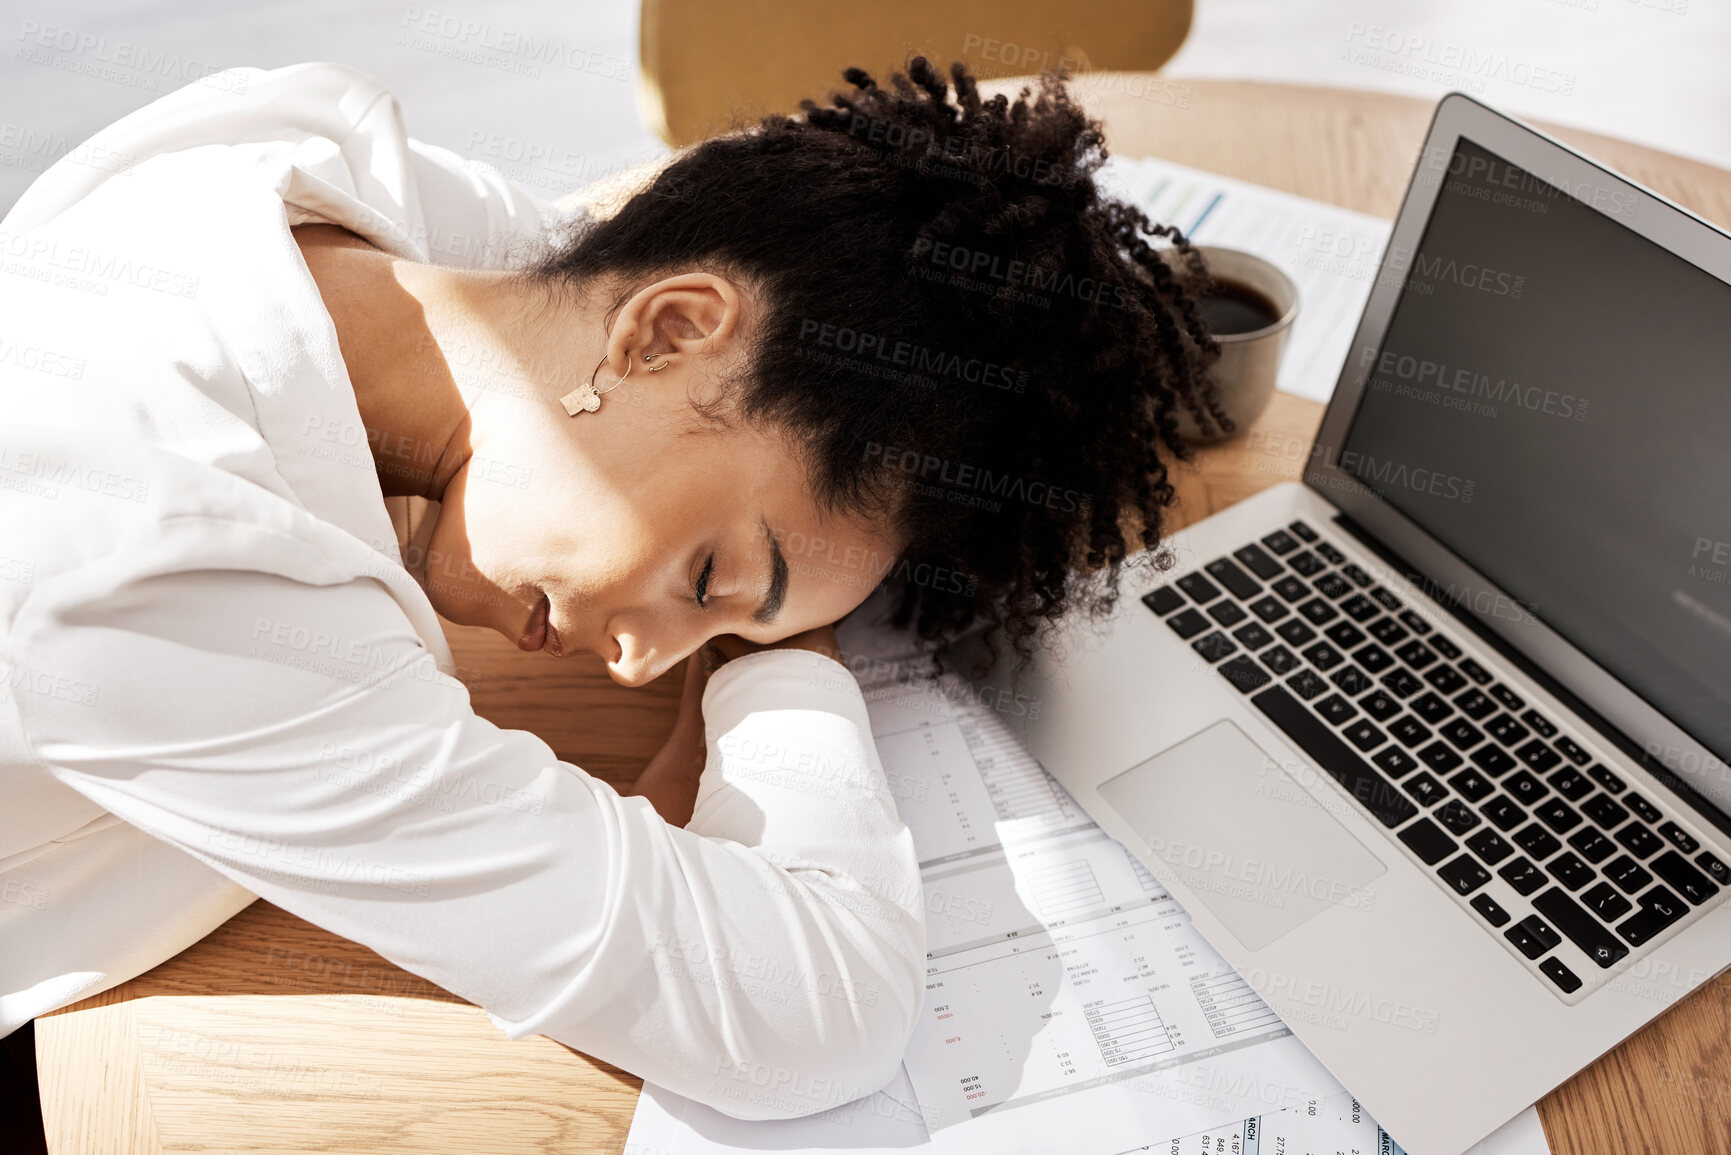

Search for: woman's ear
xmin=607 ymin=272 xmax=746 ymax=386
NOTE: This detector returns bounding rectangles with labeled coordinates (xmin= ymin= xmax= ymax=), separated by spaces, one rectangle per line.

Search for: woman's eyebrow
xmin=752 ymin=515 xmax=789 ymax=624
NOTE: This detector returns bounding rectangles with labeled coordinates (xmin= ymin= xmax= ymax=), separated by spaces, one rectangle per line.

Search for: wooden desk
xmin=38 ymin=78 xmax=1731 ymax=1155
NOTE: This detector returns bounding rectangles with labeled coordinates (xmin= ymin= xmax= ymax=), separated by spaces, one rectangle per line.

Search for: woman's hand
xmin=623 ymin=626 xmax=845 ymax=826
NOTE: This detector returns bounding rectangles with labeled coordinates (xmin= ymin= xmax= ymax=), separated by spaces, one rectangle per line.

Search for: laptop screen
xmin=1337 ymin=135 xmax=1731 ymax=769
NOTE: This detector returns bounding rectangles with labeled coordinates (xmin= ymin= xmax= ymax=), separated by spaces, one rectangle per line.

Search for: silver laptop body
xmin=952 ymin=92 xmax=1731 ymax=1155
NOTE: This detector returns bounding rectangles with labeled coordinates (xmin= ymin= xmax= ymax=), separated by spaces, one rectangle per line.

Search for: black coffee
xmin=1197 ymin=277 xmax=1281 ymax=336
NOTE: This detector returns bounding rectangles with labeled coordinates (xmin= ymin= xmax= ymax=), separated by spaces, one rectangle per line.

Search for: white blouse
xmin=0 ymin=63 xmax=924 ymax=1120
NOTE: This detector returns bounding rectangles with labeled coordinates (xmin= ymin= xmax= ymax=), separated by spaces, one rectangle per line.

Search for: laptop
xmin=949 ymin=92 xmax=1731 ymax=1155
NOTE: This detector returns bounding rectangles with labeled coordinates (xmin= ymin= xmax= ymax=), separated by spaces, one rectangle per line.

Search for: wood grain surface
xmin=38 ymin=77 xmax=1731 ymax=1155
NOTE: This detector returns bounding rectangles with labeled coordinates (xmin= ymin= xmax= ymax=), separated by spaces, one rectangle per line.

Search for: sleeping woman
xmin=0 ymin=56 xmax=1219 ymax=1117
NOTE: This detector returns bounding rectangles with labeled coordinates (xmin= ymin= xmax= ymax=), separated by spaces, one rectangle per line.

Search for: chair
xmin=636 ymin=0 xmax=1194 ymax=147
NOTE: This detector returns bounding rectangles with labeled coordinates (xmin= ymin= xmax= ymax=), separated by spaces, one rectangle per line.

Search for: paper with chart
xmin=623 ymin=620 xmax=1549 ymax=1155
xmin=1095 ymin=154 xmax=1395 ymax=403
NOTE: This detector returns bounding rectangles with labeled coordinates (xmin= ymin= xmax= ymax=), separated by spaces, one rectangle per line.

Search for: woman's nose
xmin=607 ymin=633 xmax=686 ymax=688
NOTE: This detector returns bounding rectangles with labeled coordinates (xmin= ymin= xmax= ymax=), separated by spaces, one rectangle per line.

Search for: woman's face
xmin=417 ymin=274 xmax=903 ymax=687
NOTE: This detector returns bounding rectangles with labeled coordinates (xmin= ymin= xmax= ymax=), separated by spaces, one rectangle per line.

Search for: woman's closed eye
xmin=694 ymin=552 xmax=714 ymax=608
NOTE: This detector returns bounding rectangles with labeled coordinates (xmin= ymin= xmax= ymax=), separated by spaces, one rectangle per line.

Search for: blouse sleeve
xmin=9 ymin=563 xmax=924 ymax=1121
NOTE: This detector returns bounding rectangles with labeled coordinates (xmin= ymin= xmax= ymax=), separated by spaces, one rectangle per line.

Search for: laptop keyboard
xmin=1143 ymin=518 xmax=1727 ymax=999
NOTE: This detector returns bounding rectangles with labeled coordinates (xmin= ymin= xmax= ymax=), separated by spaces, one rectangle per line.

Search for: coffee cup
xmin=1173 ymin=246 xmax=1300 ymax=444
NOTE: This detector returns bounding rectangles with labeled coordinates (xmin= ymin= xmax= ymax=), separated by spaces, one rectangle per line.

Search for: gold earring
xmin=560 ymin=353 xmax=632 ymax=416
xmin=644 ymin=351 xmax=672 ymax=372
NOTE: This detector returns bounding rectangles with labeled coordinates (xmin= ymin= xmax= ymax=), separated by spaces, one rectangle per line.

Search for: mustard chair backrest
xmin=637 ymin=0 xmax=1194 ymax=147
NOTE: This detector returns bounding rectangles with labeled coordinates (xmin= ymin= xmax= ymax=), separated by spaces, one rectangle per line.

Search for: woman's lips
xmin=518 ymin=591 xmax=550 ymax=652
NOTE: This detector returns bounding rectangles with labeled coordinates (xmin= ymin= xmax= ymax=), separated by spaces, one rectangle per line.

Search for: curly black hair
xmin=526 ymin=56 xmax=1226 ymax=677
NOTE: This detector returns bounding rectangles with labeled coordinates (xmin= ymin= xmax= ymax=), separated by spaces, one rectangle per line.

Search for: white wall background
xmin=3 ymin=0 xmax=1728 ymax=215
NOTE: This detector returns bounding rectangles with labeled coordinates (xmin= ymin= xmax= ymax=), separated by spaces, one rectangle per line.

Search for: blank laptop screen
xmin=1339 ymin=135 xmax=1731 ymax=768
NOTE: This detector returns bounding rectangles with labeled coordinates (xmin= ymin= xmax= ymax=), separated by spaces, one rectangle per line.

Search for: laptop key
xmin=1504 ymin=771 xmax=1549 ymax=804
xmin=1514 ymin=823 xmax=1562 ymax=860
xmin=1650 ymin=851 xmax=1718 ymax=905
xmin=1360 ymin=691 xmax=1402 ymax=722
xmin=1143 ymin=587 xmax=1185 ymax=615
xmin=1208 ymin=601 xmax=1249 ymax=627
xmin=1276 ymin=619 xmax=1317 ymax=647
xmin=1330 ymin=665 xmax=1376 ymax=696
xmin=1534 ymin=888 xmax=1628 ymax=968
xmin=1388 ymin=716 xmax=1432 ymax=748
xmin=1554 ymin=735 xmax=1591 ymax=766
xmin=1658 ymin=822 xmax=1700 ymax=855
xmin=1615 ymin=823 xmax=1664 ymax=859
xmin=1403 ymin=772 xmax=1448 ymax=808
xmin=1167 ymin=609 xmax=1211 ymax=639
xmin=1233 ymin=543 xmax=1286 ymax=581
xmin=1489 ymin=683 xmax=1525 ymax=711
xmin=1458 ymin=657 xmax=1493 ymax=685
xmin=1341 ymin=563 xmax=1373 ymax=588
xmin=1454 ymin=688 xmax=1497 ymax=720
xmin=1302 ymin=641 xmax=1344 ymax=671
xmin=1447 ymin=767 xmax=1495 ymax=803
xmin=1567 ymin=828 xmax=1616 ymax=864
xmin=1395 ymin=640 xmax=1438 ymax=670
xmin=1515 ymin=739 xmax=1563 ymax=773
xmin=1587 ymin=763 xmax=1626 ymax=794
xmin=1233 ymin=622 xmax=1275 ymax=651
xmin=1342 ymin=720 xmax=1386 ymax=752
xmin=1177 ymin=572 xmax=1222 ymax=604
xmin=1313 ymin=572 xmax=1353 ymax=599
xmin=1218 ymin=656 xmax=1273 ymax=694
xmin=1249 ymin=685 xmax=1417 ymax=828
xmin=1324 ymin=621 xmax=1366 ymax=649
xmin=1260 ymin=646 xmax=1301 ymax=676
xmin=1581 ymin=881 xmax=1633 ymax=922
xmin=1430 ymin=635 xmax=1462 ymax=660
xmin=1505 ymin=914 xmax=1561 ymax=959
xmin=1539 ymin=957 xmax=1583 ymax=994
xmin=1466 ymin=827 xmax=1513 ymax=864
xmin=1521 ymin=709 xmax=1558 ymax=739
xmin=1398 ymin=817 xmax=1458 ymax=864
xmin=1425 ymin=665 xmax=1468 ymax=695
xmin=1534 ymin=799 xmax=1583 ymax=835
xmin=1374 ymin=746 xmax=1419 ymax=780
xmin=1314 ymin=541 xmax=1346 ymax=565
xmin=1500 ymin=858 xmax=1547 ymax=896
xmin=1547 ymin=767 xmax=1593 ymax=802
xmin=1368 ymin=617 xmax=1409 ymax=646
xmin=1436 ymin=799 xmax=1482 ymax=835
xmin=1470 ymin=745 xmax=1518 ymax=778
xmin=1286 ymin=669 xmax=1328 ymax=700
xmin=1369 ymin=586 xmax=1403 ymax=612
xmin=1580 ymin=793 xmax=1629 ymax=829
xmin=1625 ymin=793 xmax=1662 ymax=824
xmin=1615 ymin=885 xmax=1687 ymax=948
xmin=1340 ymin=594 xmax=1380 ymax=622
xmin=1249 ymin=595 xmax=1290 ymax=623
xmin=1438 ymin=853 xmax=1492 ymax=896
xmin=1547 ymin=852 xmax=1595 ymax=891
xmin=1288 ymin=550 xmax=1326 ymax=577
xmin=1316 ymin=693 xmax=1358 ymax=725
xmin=1471 ymin=893 xmax=1511 ymax=927
xmin=1480 ymin=795 xmax=1526 ymax=831
xmin=1440 ymin=718 xmax=1485 ymax=750
xmin=1417 ymin=741 xmax=1463 ymax=773
xmin=1697 ymin=852 xmax=1731 ymax=886
xmin=1352 ymin=643 xmax=1394 ymax=674
xmin=1410 ymin=691 xmax=1453 ymax=724
xmin=1261 ymin=529 xmax=1299 ymax=555
xmin=1205 ymin=557 xmax=1262 ymax=599
xmin=1271 ymin=575 xmax=1310 ymax=603
xmin=1380 ymin=669 xmax=1423 ymax=698
xmin=1398 ymin=609 xmax=1433 ymax=635
xmin=1604 ymin=856 xmax=1653 ymax=894
xmin=1486 ymin=713 xmax=1529 ymax=745
xmin=1192 ymin=632 xmax=1238 ymax=663
xmin=1287 ymin=519 xmax=1319 ymax=543
xmin=1298 ymin=597 xmax=1339 ymax=625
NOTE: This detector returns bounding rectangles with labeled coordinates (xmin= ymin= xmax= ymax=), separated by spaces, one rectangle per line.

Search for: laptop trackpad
xmin=1098 ymin=719 xmax=1388 ymax=952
